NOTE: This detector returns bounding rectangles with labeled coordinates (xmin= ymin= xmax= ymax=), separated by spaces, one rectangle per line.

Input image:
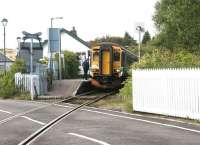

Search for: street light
xmin=51 ymin=17 xmax=63 ymax=28
xmin=17 ymin=37 xmax=21 ymax=58
xmin=136 ymin=26 xmax=144 ymax=64
xmin=1 ymin=18 xmax=8 ymax=73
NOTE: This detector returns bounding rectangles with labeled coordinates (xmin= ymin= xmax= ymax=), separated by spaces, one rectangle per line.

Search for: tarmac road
xmin=0 ymin=100 xmax=200 ymax=145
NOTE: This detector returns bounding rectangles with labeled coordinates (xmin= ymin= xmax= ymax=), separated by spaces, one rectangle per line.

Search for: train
xmin=89 ymin=42 xmax=128 ymax=88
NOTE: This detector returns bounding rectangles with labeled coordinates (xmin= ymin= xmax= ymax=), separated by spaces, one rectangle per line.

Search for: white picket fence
xmin=15 ymin=73 xmax=47 ymax=97
xmin=132 ymin=68 xmax=200 ymax=120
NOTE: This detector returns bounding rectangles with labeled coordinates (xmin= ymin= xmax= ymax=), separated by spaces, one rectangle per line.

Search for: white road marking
xmin=0 ymin=108 xmax=45 ymax=125
xmin=21 ymin=116 xmax=45 ymax=125
xmin=63 ymin=103 xmax=186 ymax=124
xmin=54 ymin=104 xmax=200 ymax=134
xmin=0 ymin=109 xmax=12 ymax=114
xmin=83 ymin=109 xmax=200 ymax=134
xmin=69 ymin=133 xmax=111 ymax=145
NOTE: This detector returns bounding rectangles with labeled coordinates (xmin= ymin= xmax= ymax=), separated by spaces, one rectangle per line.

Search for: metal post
xmin=138 ymin=30 xmax=141 ymax=64
xmin=3 ymin=26 xmax=6 ymax=73
xmin=59 ymin=30 xmax=62 ymax=80
xmin=30 ymin=37 xmax=34 ymax=100
xmin=51 ymin=18 xmax=53 ymax=28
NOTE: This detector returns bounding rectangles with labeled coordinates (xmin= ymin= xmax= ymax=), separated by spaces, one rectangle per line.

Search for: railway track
xmin=18 ymin=91 xmax=115 ymax=145
xmin=0 ymin=89 xmax=116 ymax=145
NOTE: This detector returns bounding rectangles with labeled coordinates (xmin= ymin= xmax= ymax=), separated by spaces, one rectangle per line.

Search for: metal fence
xmin=15 ymin=73 xmax=47 ymax=97
xmin=132 ymin=68 xmax=200 ymax=120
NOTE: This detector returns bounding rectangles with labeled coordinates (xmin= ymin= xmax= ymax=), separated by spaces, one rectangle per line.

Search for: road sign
xmin=48 ymin=28 xmax=61 ymax=53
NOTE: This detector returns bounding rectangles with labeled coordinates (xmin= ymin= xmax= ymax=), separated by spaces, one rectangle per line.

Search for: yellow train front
xmin=89 ymin=42 xmax=127 ymax=89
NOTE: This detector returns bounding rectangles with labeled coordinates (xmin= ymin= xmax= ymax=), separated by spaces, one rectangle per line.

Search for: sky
xmin=0 ymin=0 xmax=158 ymax=53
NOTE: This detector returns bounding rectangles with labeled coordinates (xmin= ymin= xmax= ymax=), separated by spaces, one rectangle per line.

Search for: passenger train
xmin=89 ymin=42 xmax=128 ymax=88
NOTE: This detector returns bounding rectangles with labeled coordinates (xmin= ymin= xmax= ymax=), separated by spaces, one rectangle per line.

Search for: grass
xmin=90 ymin=95 xmax=133 ymax=113
xmin=13 ymin=92 xmax=31 ymax=100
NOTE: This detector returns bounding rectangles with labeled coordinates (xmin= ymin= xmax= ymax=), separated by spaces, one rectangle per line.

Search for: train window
xmin=93 ymin=51 xmax=99 ymax=61
xmin=114 ymin=51 xmax=120 ymax=61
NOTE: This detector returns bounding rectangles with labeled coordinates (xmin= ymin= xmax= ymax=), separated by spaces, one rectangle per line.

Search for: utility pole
xmin=136 ymin=26 xmax=144 ymax=64
xmin=1 ymin=18 xmax=8 ymax=73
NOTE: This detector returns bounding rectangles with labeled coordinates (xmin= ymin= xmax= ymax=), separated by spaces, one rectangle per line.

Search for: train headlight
xmin=116 ymin=69 xmax=120 ymax=72
xmin=92 ymin=64 xmax=99 ymax=69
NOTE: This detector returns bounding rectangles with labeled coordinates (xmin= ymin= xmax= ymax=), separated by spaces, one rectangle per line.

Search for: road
xmin=0 ymin=100 xmax=200 ymax=145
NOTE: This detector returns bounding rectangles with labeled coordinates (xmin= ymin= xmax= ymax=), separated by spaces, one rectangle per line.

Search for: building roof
xmin=0 ymin=48 xmax=17 ymax=61
xmin=0 ymin=52 xmax=14 ymax=62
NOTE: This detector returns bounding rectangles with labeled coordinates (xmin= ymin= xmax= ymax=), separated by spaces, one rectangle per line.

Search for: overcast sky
xmin=0 ymin=0 xmax=158 ymax=51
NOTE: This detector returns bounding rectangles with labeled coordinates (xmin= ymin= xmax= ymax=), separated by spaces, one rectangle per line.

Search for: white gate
xmin=132 ymin=68 xmax=200 ymax=120
xmin=15 ymin=73 xmax=47 ymax=98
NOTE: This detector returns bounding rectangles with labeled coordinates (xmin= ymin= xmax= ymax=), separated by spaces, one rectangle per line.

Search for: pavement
xmin=0 ymin=100 xmax=200 ymax=145
xmin=43 ymin=79 xmax=83 ymax=98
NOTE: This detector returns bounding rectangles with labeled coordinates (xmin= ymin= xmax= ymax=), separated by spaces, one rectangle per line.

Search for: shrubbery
xmin=119 ymin=46 xmax=200 ymax=111
xmin=55 ymin=50 xmax=80 ymax=79
xmin=0 ymin=59 xmax=26 ymax=98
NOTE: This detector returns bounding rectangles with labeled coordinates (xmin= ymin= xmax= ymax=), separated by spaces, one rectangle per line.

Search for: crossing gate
xmin=15 ymin=73 xmax=47 ymax=97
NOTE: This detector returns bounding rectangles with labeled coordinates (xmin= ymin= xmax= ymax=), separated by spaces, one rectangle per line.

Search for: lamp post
xmin=51 ymin=17 xmax=63 ymax=28
xmin=136 ymin=26 xmax=144 ymax=64
xmin=17 ymin=37 xmax=21 ymax=58
xmin=50 ymin=17 xmax=63 ymax=80
xmin=1 ymin=18 xmax=8 ymax=73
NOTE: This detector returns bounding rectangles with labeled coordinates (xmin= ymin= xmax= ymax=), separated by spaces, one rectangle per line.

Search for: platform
xmin=38 ymin=79 xmax=85 ymax=99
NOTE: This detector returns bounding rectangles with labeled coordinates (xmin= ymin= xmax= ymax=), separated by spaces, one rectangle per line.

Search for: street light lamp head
xmin=1 ymin=18 xmax=8 ymax=27
xmin=17 ymin=37 xmax=21 ymax=41
xmin=136 ymin=26 xmax=144 ymax=32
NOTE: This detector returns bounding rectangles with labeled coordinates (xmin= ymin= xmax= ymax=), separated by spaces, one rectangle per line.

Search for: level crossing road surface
xmin=0 ymin=100 xmax=200 ymax=145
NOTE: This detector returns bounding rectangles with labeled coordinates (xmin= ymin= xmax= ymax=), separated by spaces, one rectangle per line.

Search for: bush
xmin=55 ymin=51 xmax=80 ymax=79
xmin=0 ymin=59 xmax=26 ymax=98
xmin=119 ymin=71 xmax=133 ymax=112
xmin=0 ymin=72 xmax=16 ymax=98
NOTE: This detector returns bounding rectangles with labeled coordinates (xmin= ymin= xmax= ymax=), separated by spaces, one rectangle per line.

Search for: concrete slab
xmin=40 ymin=79 xmax=84 ymax=98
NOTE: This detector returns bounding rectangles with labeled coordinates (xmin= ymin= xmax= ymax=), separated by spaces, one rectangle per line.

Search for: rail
xmin=18 ymin=91 xmax=115 ymax=145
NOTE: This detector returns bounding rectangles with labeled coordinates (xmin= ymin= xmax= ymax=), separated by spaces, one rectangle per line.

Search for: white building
xmin=43 ymin=28 xmax=90 ymax=76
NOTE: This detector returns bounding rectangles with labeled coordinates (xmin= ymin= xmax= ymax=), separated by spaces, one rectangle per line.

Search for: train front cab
xmin=90 ymin=43 xmax=126 ymax=88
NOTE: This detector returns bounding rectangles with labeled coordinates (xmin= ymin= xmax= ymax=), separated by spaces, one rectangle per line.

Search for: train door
xmin=102 ymin=50 xmax=111 ymax=75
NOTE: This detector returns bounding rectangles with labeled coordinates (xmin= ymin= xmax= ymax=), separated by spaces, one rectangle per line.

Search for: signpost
xmin=48 ymin=28 xmax=62 ymax=80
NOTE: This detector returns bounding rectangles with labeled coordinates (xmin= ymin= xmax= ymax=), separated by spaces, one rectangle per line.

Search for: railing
xmin=132 ymin=68 xmax=200 ymax=120
xmin=15 ymin=73 xmax=47 ymax=97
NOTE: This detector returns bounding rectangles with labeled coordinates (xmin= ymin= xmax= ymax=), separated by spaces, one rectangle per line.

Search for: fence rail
xmin=15 ymin=73 xmax=47 ymax=97
xmin=132 ymin=68 xmax=200 ymax=120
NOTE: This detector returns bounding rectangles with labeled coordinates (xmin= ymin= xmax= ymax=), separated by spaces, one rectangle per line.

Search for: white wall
xmin=132 ymin=68 xmax=200 ymax=120
xmin=43 ymin=32 xmax=89 ymax=58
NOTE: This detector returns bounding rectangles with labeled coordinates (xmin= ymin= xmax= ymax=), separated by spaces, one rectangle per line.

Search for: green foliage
xmin=90 ymin=32 xmax=136 ymax=47
xmin=63 ymin=51 xmax=80 ymax=78
xmin=119 ymin=71 xmax=133 ymax=112
xmin=55 ymin=51 xmax=80 ymax=79
xmin=142 ymin=31 xmax=151 ymax=44
xmin=0 ymin=72 xmax=16 ymax=98
xmin=0 ymin=59 xmax=26 ymax=98
xmin=133 ymin=48 xmax=200 ymax=68
xmin=10 ymin=59 xmax=26 ymax=74
xmin=153 ymin=0 xmax=200 ymax=50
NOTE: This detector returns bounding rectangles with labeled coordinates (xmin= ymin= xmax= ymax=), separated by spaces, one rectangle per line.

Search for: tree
xmin=123 ymin=32 xmax=136 ymax=46
xmin=10 ymin=59 xmax=26 ymax=74
xmin=142 ymin=31 xmax=151 ymax=44
xmin=90 ymin=32 xmax=136 ymax=47
xmin=153 ymin=0 xmax=200 ymax=50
